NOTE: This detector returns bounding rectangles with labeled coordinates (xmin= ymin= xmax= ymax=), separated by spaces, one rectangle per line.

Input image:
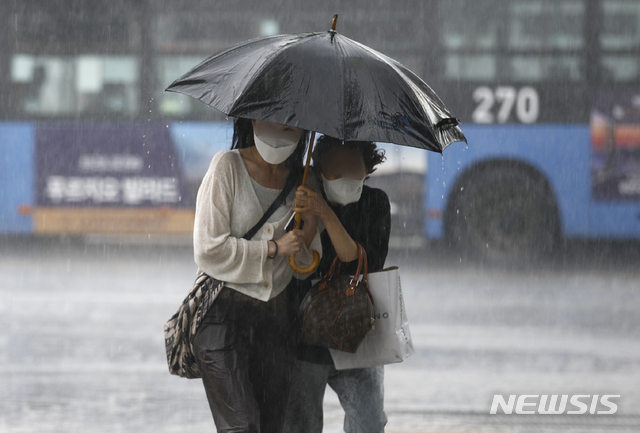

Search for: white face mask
xmin=253 ymin=132 xmax=299 ymax=165
xmin=321 ymin=174 xmax=364 ymax=206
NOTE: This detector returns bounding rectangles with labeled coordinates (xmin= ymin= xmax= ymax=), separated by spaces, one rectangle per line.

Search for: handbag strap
xmin=350 ymin=244 xmax=375 ymax=307
xmin=242 ymin=167 xmax=301 ymax=240
xmin=360 ymin=244 xmax=369 ymax=281
xmin=353 ymin=244 xmax=366 ymax=282
xmin=323 ymin=241 xmax=368 ymax=288
xmin=345 ymin=244 xmax=365 ymax=297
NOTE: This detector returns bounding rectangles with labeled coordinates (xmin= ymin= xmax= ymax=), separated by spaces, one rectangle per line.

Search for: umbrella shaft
xmin=301 ymin=131 xmax=316 ymax=187
xmin=293 ymin=130 xmax=315 ymax=233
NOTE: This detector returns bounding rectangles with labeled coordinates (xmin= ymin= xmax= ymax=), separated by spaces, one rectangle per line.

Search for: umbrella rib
xmin=167 ymin=34 xmax=281 ymax=94
xmin=212 ymin=35 xmax=287 ymax=103
xmin=340 ymin=38 xmax=347 ymax=140
xmin=228 ymin=33 xmax=322 ymax=120
xmin=355 ymin=39 xmax=466 ymax=150
xmin=348 ymin=39 xmax=446 ymax=129
xmin=355 ymin=47 xmax=386 ymax=141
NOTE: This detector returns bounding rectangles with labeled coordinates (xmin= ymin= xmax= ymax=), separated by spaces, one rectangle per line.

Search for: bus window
xmin=510 ymin=55 xmax=583 ymax=82
xmin=440 ymin=0 xmax=503 ymax=81
xmin=508 ymin=1 xmax=585 ymax=82
xmin=444 ymin=55 xmax=496 ymax=81
xmin=440 ymin=0 xmax=503 ymax=51
xmin=10 ymin=55 xmax=139 ymax=116
xmin=439 ymin=0 xmax=586 ymax=83
xmin=600 ymin=1 xmax=640 ymax=82
xmin=508 ymin=1 xmax=585 ymax=51
xmin=601 ymin=1 xmax=640 ymax=50
xmin=601 ymin=56 xmax=639 ymax=82
xmin=152 ymin=11 xmax=260 ymax=120
xmin=155 ymin=56 xmax=221 ymax=118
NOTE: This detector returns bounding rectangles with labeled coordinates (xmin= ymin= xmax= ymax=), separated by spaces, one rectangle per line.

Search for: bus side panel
xmin=0 ymin=123 xmax=35 ymax=234
xmin=588 ymin=204 xmax=640 ymax=238
xmin=425 ymin=124 xmax=592 ymax=239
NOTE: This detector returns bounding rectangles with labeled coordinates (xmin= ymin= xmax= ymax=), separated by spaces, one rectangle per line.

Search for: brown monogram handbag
xmin=299 ymin=243 xmax=375 ymax=353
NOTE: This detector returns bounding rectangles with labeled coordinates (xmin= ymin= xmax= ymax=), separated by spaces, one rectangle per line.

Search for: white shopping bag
xmin=330 ymin=266 xmax=414 ymax=370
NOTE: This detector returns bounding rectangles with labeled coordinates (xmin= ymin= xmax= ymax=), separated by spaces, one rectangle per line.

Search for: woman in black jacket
xmin=284 ymin=135 xmax=391 ymax=433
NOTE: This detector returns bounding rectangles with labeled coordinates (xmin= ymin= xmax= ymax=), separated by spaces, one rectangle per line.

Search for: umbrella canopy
xmin=165 ymin=29 xmax=466 ymax=153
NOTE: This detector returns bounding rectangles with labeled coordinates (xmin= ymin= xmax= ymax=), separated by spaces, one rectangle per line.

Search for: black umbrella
xmin=166 ymin=15 xmax=466 ymax=273
xmin=165 ymin=15 xmax=466 ymax=153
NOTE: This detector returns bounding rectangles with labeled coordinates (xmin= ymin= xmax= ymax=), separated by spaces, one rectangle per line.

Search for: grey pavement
xmin=1 ymin=237 xmax=640 ymax=432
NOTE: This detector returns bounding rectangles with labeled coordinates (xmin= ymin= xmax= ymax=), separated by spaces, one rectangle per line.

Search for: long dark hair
xmin=230 ymin=118 xmax=309 ymax=173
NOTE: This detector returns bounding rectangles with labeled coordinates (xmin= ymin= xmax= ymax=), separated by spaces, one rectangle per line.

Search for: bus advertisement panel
xmin=591 ymin=90 xmax=640 ymax=202
xmin=0 ymin=123 xmax=230 ymax=236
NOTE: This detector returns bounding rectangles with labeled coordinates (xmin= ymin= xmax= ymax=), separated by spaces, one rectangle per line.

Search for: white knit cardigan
xmin=193 ymin=149 xmax=322 ymax=302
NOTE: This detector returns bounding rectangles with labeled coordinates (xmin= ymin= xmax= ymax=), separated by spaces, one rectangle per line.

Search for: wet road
xmin=1 ymin=237 xmax=639 ymax=433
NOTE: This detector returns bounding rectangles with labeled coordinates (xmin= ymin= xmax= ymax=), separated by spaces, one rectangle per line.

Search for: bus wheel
xmin=446 ymin=167 xmax=559 ymax=266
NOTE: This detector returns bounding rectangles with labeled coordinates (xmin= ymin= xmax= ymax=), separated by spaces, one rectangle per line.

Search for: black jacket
xmin=296 ymin=184 xmax=391 ymax=364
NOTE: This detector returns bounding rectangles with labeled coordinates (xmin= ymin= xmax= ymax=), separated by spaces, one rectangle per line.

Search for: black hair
xmin=230 ymin=117 xmax=310 ymax=172
xmin=312 ymin=135 xmax=386 ymax=176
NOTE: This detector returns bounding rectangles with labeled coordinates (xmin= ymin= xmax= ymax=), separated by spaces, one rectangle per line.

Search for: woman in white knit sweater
xmin=192 ymin=118 xmax=322 ymax=433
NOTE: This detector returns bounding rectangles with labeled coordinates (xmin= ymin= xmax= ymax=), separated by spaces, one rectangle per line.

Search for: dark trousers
xmin=193 ymin=287 xmax=294 ymax=433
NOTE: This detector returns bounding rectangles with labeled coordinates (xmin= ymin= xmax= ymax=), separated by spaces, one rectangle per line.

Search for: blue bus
xmin=424 ymin=0 xmax=640 ymax=262
xmin=1 ymin=0 xmax=639 ymax=263
xmin=0 ymin=0 xmax=438 ymax=238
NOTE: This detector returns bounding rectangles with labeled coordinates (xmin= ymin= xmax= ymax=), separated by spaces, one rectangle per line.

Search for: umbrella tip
xmin=330 ymin=13 xmax=338 ymax=32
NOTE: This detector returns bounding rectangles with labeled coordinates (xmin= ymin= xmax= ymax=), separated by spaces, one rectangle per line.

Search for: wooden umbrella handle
xmin=289 ymin=131 xmax=320 ymax=274
xmin=289 ymin=241 xmax=320 ymax=274
xmin=330 ymin=14 xmax=338 ymax=32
